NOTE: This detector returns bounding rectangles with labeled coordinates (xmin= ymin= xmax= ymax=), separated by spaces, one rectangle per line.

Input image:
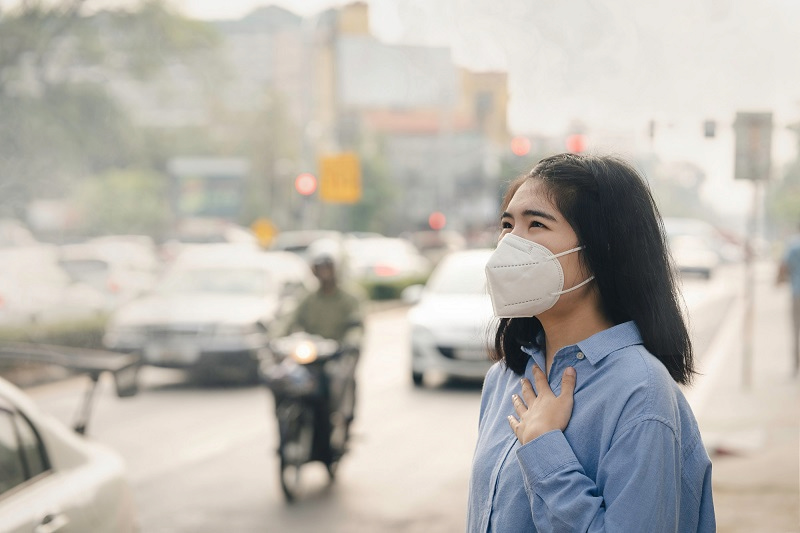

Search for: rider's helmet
xmin=306 ymin=238 xmax=342 ymax=273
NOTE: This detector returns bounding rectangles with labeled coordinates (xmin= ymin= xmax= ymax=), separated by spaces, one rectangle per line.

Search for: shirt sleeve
xmin=515 ymin=418 xmax=681 ymax=532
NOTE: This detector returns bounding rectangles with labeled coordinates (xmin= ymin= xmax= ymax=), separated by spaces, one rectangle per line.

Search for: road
xmin=26 ymin=266 xmax=741 ymax=533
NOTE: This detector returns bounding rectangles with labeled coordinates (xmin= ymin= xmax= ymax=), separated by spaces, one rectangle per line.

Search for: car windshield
xmin=157 ymin=268 xmax=273 ymax=296
xmin=425 ymin=253 xmax=490 ymax=295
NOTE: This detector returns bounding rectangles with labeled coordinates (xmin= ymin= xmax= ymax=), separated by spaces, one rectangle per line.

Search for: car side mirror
xmin=401 ymin=284 xmax=424 ymax=304
xmin=112 ymin=363 xmax=140 ymax=398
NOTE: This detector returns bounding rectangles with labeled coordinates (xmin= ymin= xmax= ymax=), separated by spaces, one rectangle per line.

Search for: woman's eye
xmin=530 ymin=221 xmax=544 ymax=228
xmin=501 ymin=221 xmax=512 ymax=229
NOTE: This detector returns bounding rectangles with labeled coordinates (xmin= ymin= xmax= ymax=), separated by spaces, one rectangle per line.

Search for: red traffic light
xmin=295 ymin=173 xmax=317 ymax=196
xmin=510 ymin=136 xmax=531 ymax=156
xmin=565 ymin=134 xmax=587 ymax=153
xmin=428 ymin=211 xmax=446 ymax=230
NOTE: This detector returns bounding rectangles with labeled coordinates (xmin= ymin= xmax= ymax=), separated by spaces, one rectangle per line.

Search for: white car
xmin=406 ymin=249 xmax=495 ymax=386
xmin=103 ymin=245 xmax=317 ymax=381
xmin=346 ymin=237 xmax=432 ymax=285
xmin=0 ymin=345 xmax=139 ymax=532
xmin=58 ymin=237 xmax=161 ymax=311
xmin=0 ymin=246 xmax=107 ymax=327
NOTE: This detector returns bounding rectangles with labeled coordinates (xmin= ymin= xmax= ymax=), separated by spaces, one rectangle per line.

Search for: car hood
xmin=408 ymin=293 xmax=495 ymax=345
xmin=110 ymin=293 xmax=281 ymax=327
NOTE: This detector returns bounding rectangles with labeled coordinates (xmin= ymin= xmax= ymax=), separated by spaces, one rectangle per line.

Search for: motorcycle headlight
xmin=291 ymin=341 xmax=318 ymax=364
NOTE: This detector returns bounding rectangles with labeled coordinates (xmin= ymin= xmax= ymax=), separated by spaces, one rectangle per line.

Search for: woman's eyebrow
xmin=501 ymin=209 xmax=557 ymax=222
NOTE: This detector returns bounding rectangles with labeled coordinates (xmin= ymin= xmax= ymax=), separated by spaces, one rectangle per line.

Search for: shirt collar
xmin=521 ymin=321 xmax=643 ymax=365
xmin=576 ymin=321 xmax=643 ymax=364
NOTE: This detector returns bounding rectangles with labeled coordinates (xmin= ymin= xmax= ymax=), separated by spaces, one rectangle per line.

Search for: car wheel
xmin=412 ymin=371 xmax=423 ymax=387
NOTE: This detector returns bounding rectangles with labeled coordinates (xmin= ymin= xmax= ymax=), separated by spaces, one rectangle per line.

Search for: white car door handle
xmin=34 ymin=512 xmax=69 ymax=533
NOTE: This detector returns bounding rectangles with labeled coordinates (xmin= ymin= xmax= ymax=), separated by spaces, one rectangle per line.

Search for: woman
xmin=467 ymin=153 xmax=715 ymax=532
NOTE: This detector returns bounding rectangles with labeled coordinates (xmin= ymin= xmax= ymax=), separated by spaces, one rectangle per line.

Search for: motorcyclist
xmin=285 ymin=239 xmax=365 ymax=461
xmin=288 ymin=240 xmax=365 ymax=349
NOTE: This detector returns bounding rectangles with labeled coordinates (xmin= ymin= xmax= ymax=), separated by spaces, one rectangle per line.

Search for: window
xmin=0 ymin=410 xmax=25 ymax=495
xmin=0 ymin=407 xmax=50 ymax=497
xmin=15 ymin=412 xmax=50 ymax=480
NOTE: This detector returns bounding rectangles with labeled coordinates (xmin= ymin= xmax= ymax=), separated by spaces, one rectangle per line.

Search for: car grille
xmin=147 ymin=325 xmax=207 ymax=339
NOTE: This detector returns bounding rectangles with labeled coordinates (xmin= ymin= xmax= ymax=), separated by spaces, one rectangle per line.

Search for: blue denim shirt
xmin=467 ymin=321 xmax=715 ymax=532
xmin=784 ymin=236 xmax=800 ymax=295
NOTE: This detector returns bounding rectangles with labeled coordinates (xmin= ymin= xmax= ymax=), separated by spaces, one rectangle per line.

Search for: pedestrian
xmin=467 ymin=153 xmax=715 ymax=532
xmin=776 ymin=224 xmax=800 ymax=377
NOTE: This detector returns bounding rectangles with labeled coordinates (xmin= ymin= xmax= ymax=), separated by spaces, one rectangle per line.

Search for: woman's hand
xmin=508 ymin=365 xmax=576 ymax=445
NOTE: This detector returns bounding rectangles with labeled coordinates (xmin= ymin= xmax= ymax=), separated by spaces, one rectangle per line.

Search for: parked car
xmin=405 ymin=248 xmax=495 ymax=386
xmin=0 ymin=246 xmax=107 ymax=328
xmin=0 ymin=344 xmax=139 ymax=532
xmin=403 ymin=230 xmax=467 ymax=266
xmin=160 ymin=218 xmax=260 ymax=264
xmin=346 ymin=237 xmax=432 ymax=296
xmin=58 ymin=236 xmax=161 ymax=310
xmin=663 ymin=217 xmax=724 ymax=279
xmin=103 ymin=245 xmax=317 ymax=381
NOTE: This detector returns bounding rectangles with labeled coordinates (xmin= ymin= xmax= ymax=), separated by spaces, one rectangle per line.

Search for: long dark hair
xmin=491 ymin=153 xmax=695 ymax=385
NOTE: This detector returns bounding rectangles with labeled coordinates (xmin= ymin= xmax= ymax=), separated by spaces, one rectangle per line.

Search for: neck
xmin=320 ymin=282 xmax=337 ymax=294
xmin=538 ymin=296 xmax=613 ymax=372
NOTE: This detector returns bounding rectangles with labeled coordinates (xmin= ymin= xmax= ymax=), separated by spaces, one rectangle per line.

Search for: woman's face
xmin=500 ymin=178 xmax=589 ymax=298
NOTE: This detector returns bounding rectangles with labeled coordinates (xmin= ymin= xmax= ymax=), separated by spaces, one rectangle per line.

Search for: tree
xmin=71 ymin=167 xmax=170 ymax=237
xmin=0 ymin=0 xmax=221 ymax=218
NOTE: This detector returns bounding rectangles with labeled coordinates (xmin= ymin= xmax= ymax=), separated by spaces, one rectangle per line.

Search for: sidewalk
xmin=691 ymin=261 xmax=799 ymax=532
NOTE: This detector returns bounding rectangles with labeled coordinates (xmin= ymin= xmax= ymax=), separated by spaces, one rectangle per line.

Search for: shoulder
xmin=482 ymin=360 xmax=517 ymax=398
xmin=340 ymin=282 xmax=367 ymax=303
xmin=602 ymin=344 xmax=683 ymax=434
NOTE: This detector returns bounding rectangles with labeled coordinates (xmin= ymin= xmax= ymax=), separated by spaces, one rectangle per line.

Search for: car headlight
xmin=411 ymin=324 xmax=438 ymax=347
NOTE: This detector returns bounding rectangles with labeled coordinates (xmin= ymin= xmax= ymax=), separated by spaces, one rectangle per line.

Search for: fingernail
xmin=566 ymin=367 xmax=576 ymax=376
xmin=512 ymin=394 xmax=518 ymax=401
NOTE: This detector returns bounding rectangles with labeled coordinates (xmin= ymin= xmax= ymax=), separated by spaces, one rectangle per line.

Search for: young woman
xmin=467 ymin=153 xmax=715 ymax=532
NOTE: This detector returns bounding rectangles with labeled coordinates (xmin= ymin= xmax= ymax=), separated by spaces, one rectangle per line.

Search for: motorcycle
xmin=260 ymin=332 xmax=357 ymax=502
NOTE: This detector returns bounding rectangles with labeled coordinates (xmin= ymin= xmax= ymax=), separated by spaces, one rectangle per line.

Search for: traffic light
xmin=565 ymin=134 xmax=586 ymax=153
xmin=428 ymin=211 xmax=446 ymax=230
xmin=510 ymin=136 xmax=531 ymax=156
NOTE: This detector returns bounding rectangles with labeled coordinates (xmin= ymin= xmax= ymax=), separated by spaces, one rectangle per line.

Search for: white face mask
xmin=485 ymin=233 xmax=595 ymax=318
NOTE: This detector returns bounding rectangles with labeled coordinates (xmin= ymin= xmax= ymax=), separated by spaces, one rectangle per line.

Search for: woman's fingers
xmin=512 ymin=394 xmax=527 ymax=417
xmin=507 ymin=415 xmax=519 ymax=437
xmin=520 ymin=376 xmax=536 ymax=403
xmin=532 ymin=365 xmax=552 ymax=397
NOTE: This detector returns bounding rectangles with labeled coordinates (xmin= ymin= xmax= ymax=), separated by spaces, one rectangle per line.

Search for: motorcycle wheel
xmin=327 ymin=377 xmax=356 ymax=480
xmin=277 ymin=402 xmax=314 ymax=502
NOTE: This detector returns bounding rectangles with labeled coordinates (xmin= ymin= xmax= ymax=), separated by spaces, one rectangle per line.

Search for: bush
xmin=0 ymin=315 xmax=109 ymax=349
xmin=359 ymin=275 xmax=429 ymax=300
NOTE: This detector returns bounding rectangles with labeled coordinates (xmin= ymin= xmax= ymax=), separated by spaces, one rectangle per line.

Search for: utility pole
xmin=734 ymin=111 xmax=773 ymax=390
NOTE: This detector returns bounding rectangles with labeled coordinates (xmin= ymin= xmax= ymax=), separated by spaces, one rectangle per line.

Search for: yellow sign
xmin=251 ymin=218 xmax=278 ymax=247
xmin=319 ymin=152 xmax=361 ymax=204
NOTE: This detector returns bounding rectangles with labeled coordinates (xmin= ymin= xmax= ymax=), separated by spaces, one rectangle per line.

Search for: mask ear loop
xmin=552 ymin=275 xmax=595 ymax=296
xmin=551 ymin=245 xmax=585 ymax=258
xmin=549 ymin=245 xmax=594 ymax=295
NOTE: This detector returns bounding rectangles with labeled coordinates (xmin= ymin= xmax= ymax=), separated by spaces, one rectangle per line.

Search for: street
xmin=26 ymin=266 xmax=740 ymax=533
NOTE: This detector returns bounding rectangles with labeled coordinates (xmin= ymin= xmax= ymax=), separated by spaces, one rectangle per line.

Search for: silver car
xmin=406 ymin=248 xmax=495 ymax=387
xmin=104 ymin=245 xmax=316 ymax=381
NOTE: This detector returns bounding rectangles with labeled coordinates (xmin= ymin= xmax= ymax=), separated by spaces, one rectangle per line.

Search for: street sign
xmin=319 ymin=152 xmax=361 ymax=204
xmin=734 ymin=112 xmax=772 ymax=181
xmin=250 ymin=218 xmax=277 ymax=247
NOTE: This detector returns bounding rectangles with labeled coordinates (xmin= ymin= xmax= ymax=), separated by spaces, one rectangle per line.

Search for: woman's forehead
xmin=506 ymin=180 xmax=559 ymax=214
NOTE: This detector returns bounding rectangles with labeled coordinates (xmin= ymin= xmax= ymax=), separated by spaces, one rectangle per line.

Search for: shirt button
xmin=576 ymin=351 xmax=585 ymax=360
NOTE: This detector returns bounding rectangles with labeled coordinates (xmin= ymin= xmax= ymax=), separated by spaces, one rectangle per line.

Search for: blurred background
xmin=0 ymin=0 xmax=798 ymax=532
